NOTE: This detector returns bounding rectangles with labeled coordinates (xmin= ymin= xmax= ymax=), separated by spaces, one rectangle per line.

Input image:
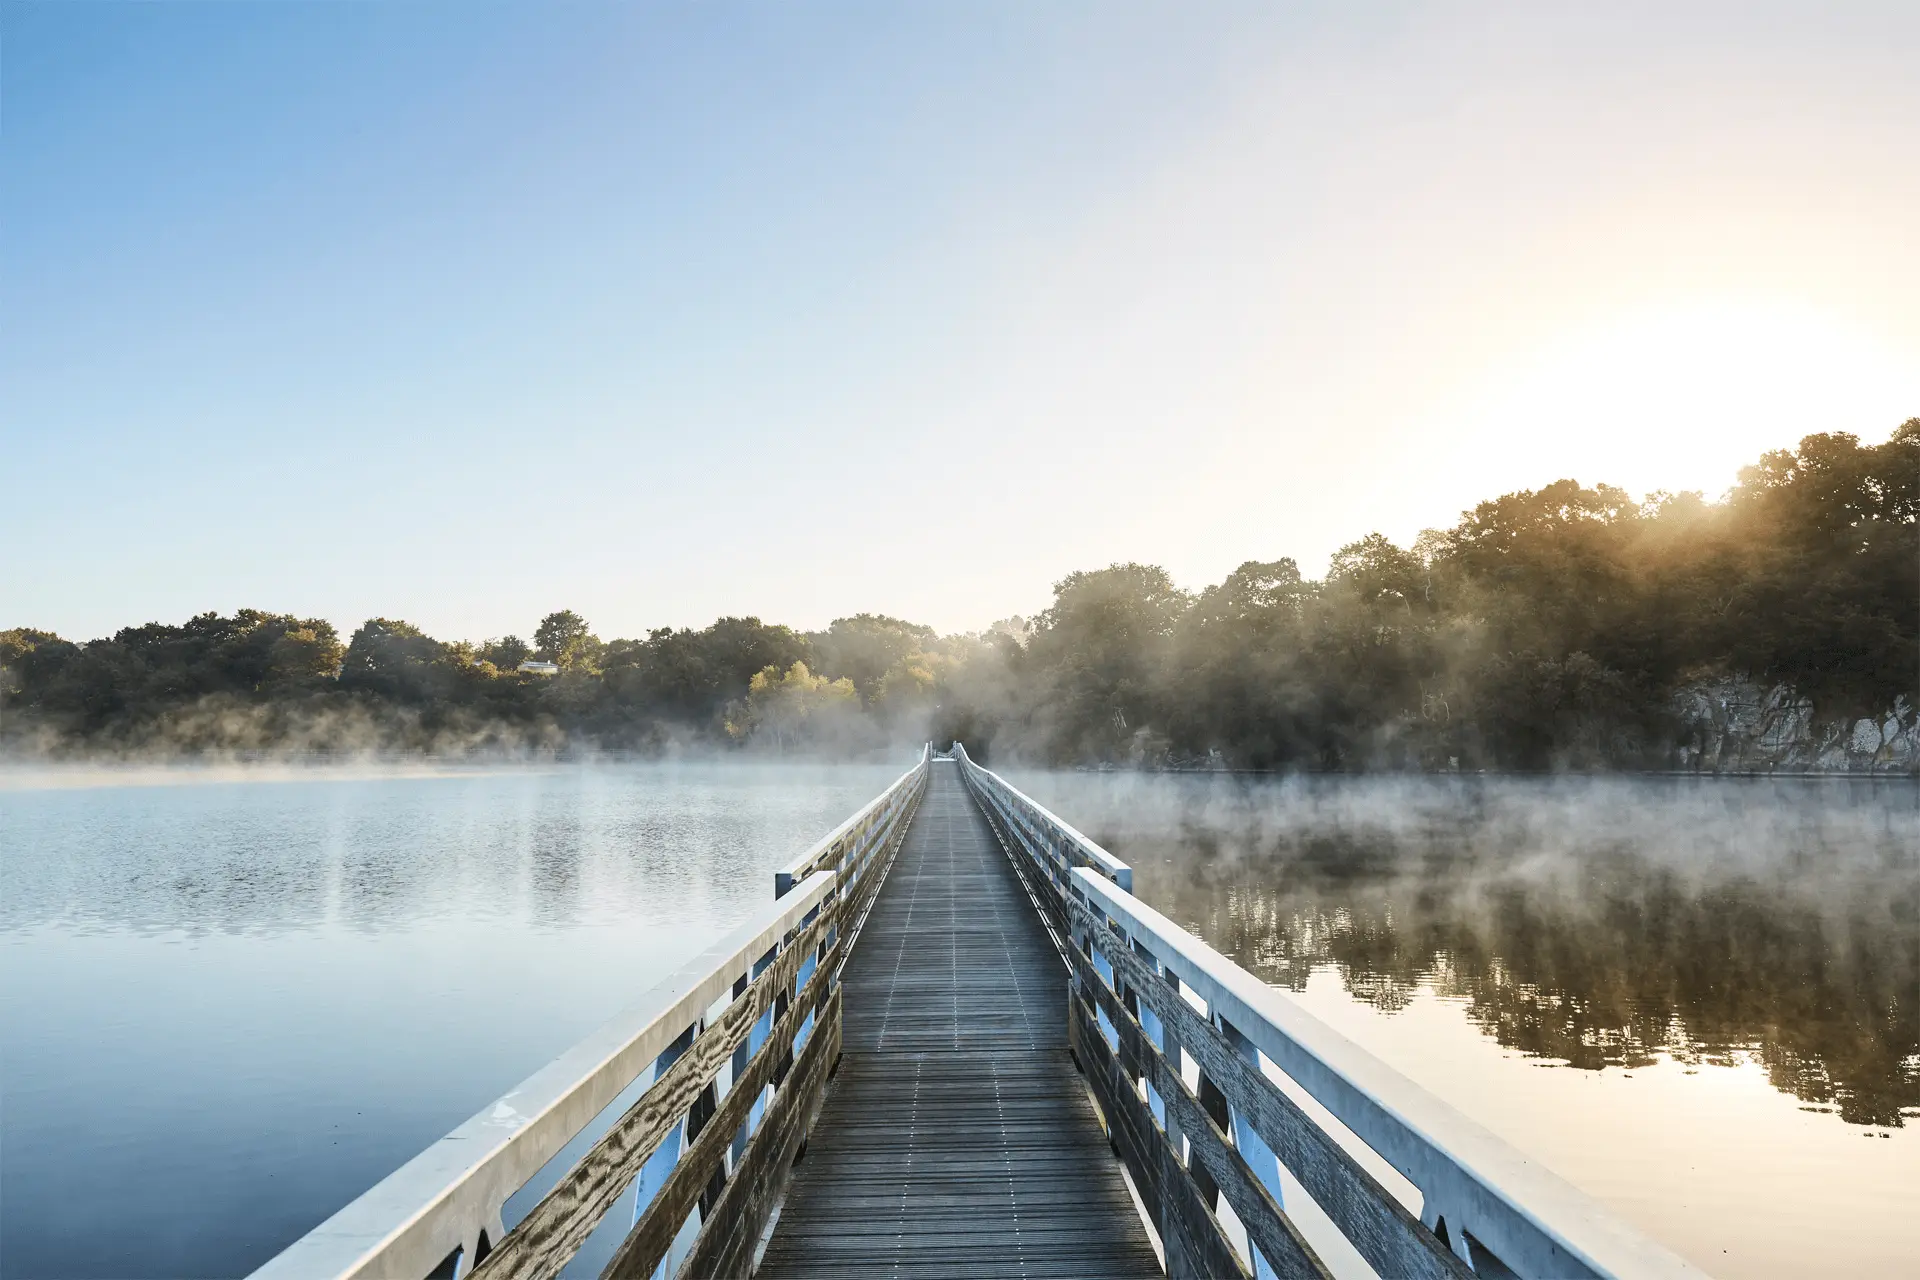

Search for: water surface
xmin=0 ymin=760 xmax=904 ymax=1279
xmin=1009 ymin=771 xmax=1920 ymax=1278
xmin=7 ymin=765 xmax=1914 ymax=1278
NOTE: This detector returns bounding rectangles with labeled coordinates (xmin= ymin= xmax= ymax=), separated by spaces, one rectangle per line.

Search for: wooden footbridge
xmin=257 ymin=750 xmax=1703 ymax=1280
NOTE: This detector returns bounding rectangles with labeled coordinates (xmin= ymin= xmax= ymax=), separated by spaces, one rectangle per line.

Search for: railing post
xmin=1221 ymin=1016 xmax=1285 ymax=1280
xmin=1152 ymin=961 xmax=1189 ymax=1185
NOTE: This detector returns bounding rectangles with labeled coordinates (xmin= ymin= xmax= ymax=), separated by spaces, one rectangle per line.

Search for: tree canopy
xmin=4 ymin=423 xmax=1913 ymax=767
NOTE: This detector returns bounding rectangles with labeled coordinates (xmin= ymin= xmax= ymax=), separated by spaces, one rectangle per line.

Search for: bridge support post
xmin=1155 ymin=967 xmax=1190 ymax=1180
xmin=1223 ymin=1016 xmax=1286 ymax=1280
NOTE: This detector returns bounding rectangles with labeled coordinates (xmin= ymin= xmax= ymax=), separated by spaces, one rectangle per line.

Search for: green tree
xmin=534 ymin=611 xmax=604 ymax=673
xmin=1166 ymin=560 xmax=1319 ymax=768
xmin=728 ymin=662 xmax=858 ymax=749
xmin=811 ymin=614 xmax=937 ymax=704
xmin=0 ymin=628 xmax=61 ymax=698
xmin=266 ymin=623 xmax=345 ymax=692
xmin=1026 ymin=563 xmax=1191 ymax=761
xmin=339 ymin=618 xmax=455 ymax=703
xmin=481 ymin=635 xmax=534 ymax=671
xmin=599 ymin=617 xmax=810 ymax=730
xmin=1717 ymin=423 xmax=1919 ymax=719
xmin=3 ymin=420 xmax=1911 ymax=767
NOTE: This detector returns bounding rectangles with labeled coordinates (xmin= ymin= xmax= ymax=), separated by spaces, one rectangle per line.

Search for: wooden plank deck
xmin=756 ymin=762 xmax=1163 ymax=1279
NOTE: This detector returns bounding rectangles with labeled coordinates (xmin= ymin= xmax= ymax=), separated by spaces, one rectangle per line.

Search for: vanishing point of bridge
xmin=256 ymin=751 xmax=1703 ymax=1280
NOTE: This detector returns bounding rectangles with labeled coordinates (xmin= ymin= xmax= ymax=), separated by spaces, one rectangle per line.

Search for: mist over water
xmin=0 ymin=760 xmax=906 ymax=1280
xmin=1008 ymin=770 xmax=1920 ymax=1276
xmin=5 ymin=763 xmax=1915 ymax=1278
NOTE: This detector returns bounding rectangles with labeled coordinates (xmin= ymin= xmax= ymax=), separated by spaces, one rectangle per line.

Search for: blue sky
xmin=5 ymin=2 xmax=1917 ymax=643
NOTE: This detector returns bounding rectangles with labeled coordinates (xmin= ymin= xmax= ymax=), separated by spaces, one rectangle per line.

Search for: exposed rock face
xmin=1672 ymin=676 xmax=1918 ymax=773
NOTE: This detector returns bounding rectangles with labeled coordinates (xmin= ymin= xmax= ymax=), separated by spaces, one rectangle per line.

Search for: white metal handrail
xmin=953 ymin=744 xmax=1131 ymax=891
xmin=254 ymin=746 xmax=931 ymax=1280
xmin=954 ymin=745 xmax=1703 ymax=1280
xmin=250 ymin=870 xmax=837 ymax=1280
xmin=1074 ymin=871 xmax=1701 ymax=1279
xmin=775 ymin=744 xmax=929 ymax=898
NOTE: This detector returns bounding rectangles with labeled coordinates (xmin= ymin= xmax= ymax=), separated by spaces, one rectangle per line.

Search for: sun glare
xmin=1440 ymin=301 xmax=1918 ymax=502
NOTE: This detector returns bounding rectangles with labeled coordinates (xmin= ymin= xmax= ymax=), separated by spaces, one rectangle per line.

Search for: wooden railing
xmin=252 ymin=749 xmax=928 ymax=1280
xmin=951 ymin=743 xmax=1131 ymax=946
xmin=775 ymin=745 xmax=930 ymax=925
xmin=953 ymin=744 xmax=1703 ymax=1280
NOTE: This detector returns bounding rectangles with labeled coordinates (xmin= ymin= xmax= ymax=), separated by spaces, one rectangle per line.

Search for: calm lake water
xmin=0 ymin=761 xmax=905 ymax=1280
xmin=3 ymin=765 xmax=1915 ymax=1278
xmin=1009 ymin=771 xmax=1920 ymax=1279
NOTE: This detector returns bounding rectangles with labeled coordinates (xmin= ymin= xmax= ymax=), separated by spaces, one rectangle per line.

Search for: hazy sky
xmin=5 ymin=2 xmax=1916 ymax=643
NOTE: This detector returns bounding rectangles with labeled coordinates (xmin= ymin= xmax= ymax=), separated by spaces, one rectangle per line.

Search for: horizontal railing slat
xmin=678 ymin=985 xmax=843 ymax=1280
xmin=254 ymin=747 xmax=931 ymax=1280
xmin=1072 ymin=988 xmax=1248 ymax=1280
xmin=601 ymin=981 xmax=843 ymax=1280
xmin=1074 ymin=896 xmax=1467 ymax=1280
xmin=1070 ymin=869 xmax=1706 ymax=1279
xmin=249 ymin=870 xmax=840 ymax=1280
xmin=951 ymin=742 xmax=1702 ymax=1280
xmin=469 ymin=908 xmax=832 ymax=1279
xmin=775 ymin=748 xmax=929 ymax=892
xmin=953 ymin=750 xmax=1132 ymax=892
xmin=1071 ymin=946 xmax=1333 ymax=1280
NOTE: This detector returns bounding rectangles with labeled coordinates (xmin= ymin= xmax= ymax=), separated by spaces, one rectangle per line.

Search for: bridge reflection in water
xmin=253 ymin=749 xmax=1704 ymax=1280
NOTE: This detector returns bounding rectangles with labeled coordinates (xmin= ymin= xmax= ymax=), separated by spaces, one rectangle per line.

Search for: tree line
xmin=1130 ymin=803 xmax=1916 ymax=1125
xmin=3 ymin=423 xmax=1913 ymax=768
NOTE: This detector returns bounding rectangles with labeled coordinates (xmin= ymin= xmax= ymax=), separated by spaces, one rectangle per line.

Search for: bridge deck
xmin=757 ymin=762 xmax=1161 ymax=1279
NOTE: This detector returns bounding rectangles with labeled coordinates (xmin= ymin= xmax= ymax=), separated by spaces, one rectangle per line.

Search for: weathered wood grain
xmin=1072 ymin=992 xmax=1191 ymax=1273
xmin=1072 ymin=990 xmax=1251 ymax=1280
xmin=470 ymin=914 xmax=831 ymax=1280
xmin=784 ymin=781 xmax=922 ymax=986
xmin=1075 ymin=901 xmax=1472 ymax=1280
xmin=600 ymin=977 xmax=840 ymax=1280
xmin=759 ymin=768 xmax=1161 ymax=1280
xmin=968 ymin=787 xmax=1061 ymax=913
xmin=677 ymin=991 xmax=842 ymax=1280
xmin=1074 ymin=951 xmax=1331 ymax=1280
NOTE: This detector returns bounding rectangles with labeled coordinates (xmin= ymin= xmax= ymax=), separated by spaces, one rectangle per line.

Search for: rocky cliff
xmin=1673 ymin=676 xmax=1918 ymax=773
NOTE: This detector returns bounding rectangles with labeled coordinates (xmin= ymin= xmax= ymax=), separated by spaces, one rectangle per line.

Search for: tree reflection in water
xmin=1021 ymin=773 xmax=1919 ymax=1128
